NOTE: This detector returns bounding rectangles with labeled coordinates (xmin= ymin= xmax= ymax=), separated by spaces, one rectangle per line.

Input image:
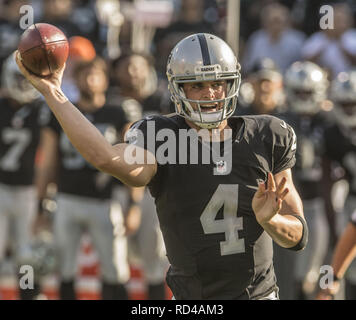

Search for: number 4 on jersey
xmin=200 ymin=184 xmax=245 ymax=256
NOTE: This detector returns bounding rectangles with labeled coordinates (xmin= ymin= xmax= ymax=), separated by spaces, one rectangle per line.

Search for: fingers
xmin=254 ymin=181 xmax=266 ymax=198
xmin=15 ymin=50 xmax=28 ymax=75
xmin=267 ymin=172 xmax=276 ymax=191
xmin=15 ymin=50 xmax=36 ymax=81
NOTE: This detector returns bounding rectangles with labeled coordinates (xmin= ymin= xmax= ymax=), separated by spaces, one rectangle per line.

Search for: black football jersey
xmin=324 ymin=125 xmax=356 ymax=196
xmin=47 ymin=104 xmax=128 ymax=199
xmin=0 ymin=98 xmax=49 ymax=186
xmin=279 ymin=111 xmax=330 ymax=200
xmin=125 ymin=114 xmax=296 ymax=299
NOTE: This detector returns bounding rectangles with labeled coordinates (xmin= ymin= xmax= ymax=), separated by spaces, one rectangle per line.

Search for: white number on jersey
xmin=200 ymin=184 xmax=245 ymax=256
xmin=0 ymin=128 xmax=31 ymax=171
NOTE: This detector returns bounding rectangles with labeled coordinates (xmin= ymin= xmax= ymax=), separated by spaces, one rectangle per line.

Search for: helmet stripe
xmin=197 ymin=34 xmax=211 ymax=66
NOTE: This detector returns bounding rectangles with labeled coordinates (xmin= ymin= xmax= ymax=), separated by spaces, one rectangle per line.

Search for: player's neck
xmin=185 ymin=119 xmax=232 ymax=142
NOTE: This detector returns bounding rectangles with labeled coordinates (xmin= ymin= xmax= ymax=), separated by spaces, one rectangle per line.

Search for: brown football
xmin=18 ymin=23 xmax=69 ymax=77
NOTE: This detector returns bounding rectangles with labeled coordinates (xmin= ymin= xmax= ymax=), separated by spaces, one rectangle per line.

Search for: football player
xmin=15 ymin=33 xmax=307 ymax=300
xmin=283 ymin=61 xmax=331 ymax=299
xmin=321 ymin=70 xmax=356 ymax=299
xmin=36 ymin=57 xmax=130 ymax=299
xmin=0 ymin=52 xmax=46 ymax=299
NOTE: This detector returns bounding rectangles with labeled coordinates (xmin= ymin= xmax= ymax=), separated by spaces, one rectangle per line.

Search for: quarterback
xmin=15 ymin=33 xmax=307 ymax=300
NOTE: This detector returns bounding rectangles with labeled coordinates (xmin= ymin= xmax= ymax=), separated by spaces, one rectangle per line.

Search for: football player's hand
xmin=15 ymin=50 xmax=65 ymax=96
xmin=252 ymin=172 xmax=289 ymax=225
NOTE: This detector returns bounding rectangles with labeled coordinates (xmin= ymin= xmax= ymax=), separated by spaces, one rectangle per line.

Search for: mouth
xmin=199 ymin=103 xmax=219 ymax=112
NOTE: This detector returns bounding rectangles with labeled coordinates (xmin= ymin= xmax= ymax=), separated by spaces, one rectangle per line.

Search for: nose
xmin=201 ymin=86 xmax=215 ymax=100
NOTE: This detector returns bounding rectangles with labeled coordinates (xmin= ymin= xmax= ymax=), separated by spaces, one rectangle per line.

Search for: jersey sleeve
xmin=124 ymin=115 xmax=168 ymax=155
xmin=269 ymin=117 xmax=297 ymax=174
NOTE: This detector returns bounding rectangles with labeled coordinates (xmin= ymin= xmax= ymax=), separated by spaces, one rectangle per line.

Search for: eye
xmin=191 ymin=83 xmax=203 ymax=89
xmin=212 ymin=82 xmax=224 ymax=88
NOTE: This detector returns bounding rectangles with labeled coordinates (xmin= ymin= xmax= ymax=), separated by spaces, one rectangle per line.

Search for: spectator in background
xmin=236 ymin=58 xmax=284 ymax=116
xmin=0 ymin=0 xmax=28 ymax=74
xmin=61 ymin=36 xmax=97 ymax=103
xmin=302 ymin=2 xmax=356 ymax=78
xmin=108 ymin=51 xmax=173 ymax=118
xmin=153 ymin=0 xmax=216 ymax=76
xmin=242 ymin=2 xmax=305 ymax=75
xmin=40 ymin=0 xmax=80 ymax=38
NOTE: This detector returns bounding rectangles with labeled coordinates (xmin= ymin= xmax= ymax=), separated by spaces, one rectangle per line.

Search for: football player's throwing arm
xmin=15 ymin=51 xmax=157 ymax=187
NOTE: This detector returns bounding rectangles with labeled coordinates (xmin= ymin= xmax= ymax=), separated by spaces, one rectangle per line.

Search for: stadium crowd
xmin=0 ymin=0 xmax=356 ymax=300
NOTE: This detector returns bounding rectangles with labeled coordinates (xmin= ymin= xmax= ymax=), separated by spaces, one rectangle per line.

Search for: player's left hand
xmin=252 ymin=172 xmax=289 ymax=225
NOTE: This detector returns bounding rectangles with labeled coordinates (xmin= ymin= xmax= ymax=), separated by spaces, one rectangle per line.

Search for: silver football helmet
xmin=330 ymin=70 xmax=356 ymax=128
xmin=1 ymin=52 xmax=40 ymax=104
xmin=284 ymin=61 xmax=328 ymax=114
xmin=166 ymin=33 xmax=241 ymax=129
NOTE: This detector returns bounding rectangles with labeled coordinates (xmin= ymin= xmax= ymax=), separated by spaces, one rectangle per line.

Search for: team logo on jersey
xmin=280 ymin=121 xmax=287 ymax=129
xmin=214 ymin=160 xmax=227 ymax=175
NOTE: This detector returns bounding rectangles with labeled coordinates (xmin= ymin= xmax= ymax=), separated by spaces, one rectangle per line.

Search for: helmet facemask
xmin=169 ymin=77 xmax=240 ymax=129
xmin=1 ymin=52 xmax=40 ymax=104
xmin=285 ymin=61 xmax=327 ymax=115
xmin=286 ymin=87 xmax=325 ymax=115
xmin=330 ymin=71 xmax=356 ymax=128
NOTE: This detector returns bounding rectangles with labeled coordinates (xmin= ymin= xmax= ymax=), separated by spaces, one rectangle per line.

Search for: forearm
xmin=331 ymin=223 xmax=356 ymax=279
xmin=43 ymin=87 xmax=114 ymax=169
xmin=42 ymin=88 xmax=156 ymax=187
xmin=260 ymin=214 xmax=303 ymax=248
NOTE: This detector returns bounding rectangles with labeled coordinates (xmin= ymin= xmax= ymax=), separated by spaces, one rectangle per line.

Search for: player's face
xmin=77 ymin=66 xmax=108 ymax=95
xmin=252 ymin=77 xmax=282 ymax=111
xmin=182 ymin=80 xmax=227 ymax=113
xmin=116 ymin=55 xmax=150 ymax=91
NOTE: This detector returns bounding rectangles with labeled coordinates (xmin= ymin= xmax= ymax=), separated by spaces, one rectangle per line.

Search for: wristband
xmin=287 ymin=214 xmax=308 ymax=251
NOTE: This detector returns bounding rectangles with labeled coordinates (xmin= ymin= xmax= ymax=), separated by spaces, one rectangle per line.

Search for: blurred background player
xmin=283 ymin=61 xmax=331 ymax=299
xmin=0 ymin=52 xmax=46 ymax=299
xmin=36 ymin=56 xmax=130 ymax=299
xmin=0 ymin=0 xmax=29 ymax=76
xmin=108 ymin=51 xmax=169 ymax=300
xmin=323 ymin=70 xmax=356 ymax=299
xmin=316 ymin=210 xmax=356 ymax=300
